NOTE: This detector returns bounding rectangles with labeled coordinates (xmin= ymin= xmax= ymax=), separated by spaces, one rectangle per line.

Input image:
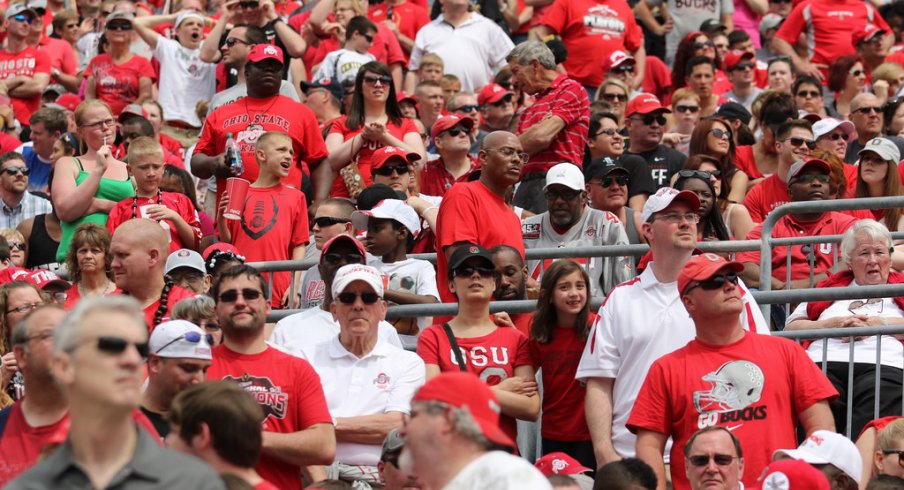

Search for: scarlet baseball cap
xmin=352 ymin=199 xmax=420 ymax=238
xmin=411 ymin=372 xmax=514 ymax=450
xmin=786 ymin=158 xmax=831 ymax=185
xmin=677 ymin=253 xmax=743 ymax=295
xmin=602 ymin=50 xmax=635 ymax=74
xmin=774 ymin=430 xmax=862 ymax=484
xmin=626 ymin=93 xmax=670 ymax=118
xmin=331 ymin=263 xmax=386 ymax=298
xmin=477 ymin=83 xmax=512 ymax=106
xmin=371 ymin=145 xmax=420 ymax=171
xmin=751 ymin=459 xmax=831 ymax=490
xmin=320 ymin=233 xmax=366 ymax=263
xmin=641 ymin=187 xmax=701 ymax=223
xmin=430 ymin=114 xmax=474 ymax=141
xmin=722 ymin=50 xmax=755 ymax=70
xmin=46 ymin=93 xmax=82 ymax=112
xmin=852 ymin=23 xmax=886 ymax=48
xmin=535 ymin=452 xmax=591 ymax=476
xmin=247 ymin=44 xmax=284 ymax=65
xmin=396 ymin=91 xmax=418 ymax=105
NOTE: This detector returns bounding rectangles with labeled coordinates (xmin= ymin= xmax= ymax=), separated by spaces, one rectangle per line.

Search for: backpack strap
xmin=441 ymin=323 xmax=468 ymax=373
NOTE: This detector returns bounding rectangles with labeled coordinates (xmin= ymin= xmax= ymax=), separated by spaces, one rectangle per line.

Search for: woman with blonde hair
xmin=0 ymin=229 xmax=27 ymax=268
xmin=595 ymin=78 xmax=630 ymax=125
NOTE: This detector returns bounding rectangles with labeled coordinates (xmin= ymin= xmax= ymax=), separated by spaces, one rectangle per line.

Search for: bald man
xmin=111 ymin=219 xmax=197 ymax=330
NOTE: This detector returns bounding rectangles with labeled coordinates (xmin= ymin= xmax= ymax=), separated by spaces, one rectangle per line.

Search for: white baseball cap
xmin=175 ymin=10 xmax=204 ymax=28
xmin=773 ymin=430 xmax=862 ymax=484
xmin=859 ymin=137 xmax=901 ymax=163
xmin=641 ymin=187 xmax=701 ymax=223
xmin=812 ymin=118 xmax=855 ymax=142
xmin=544 ymin=162 xmax=584 ymax=191
xmin=351 ymin=199 xmax=420 ymax=238
xmin=331 ymin=264 xmax=385 ymax=299
xmin=166 ymin=249 xmax=206 ymax=275
xmin=148 ymin=320 xmax=212 ymax=360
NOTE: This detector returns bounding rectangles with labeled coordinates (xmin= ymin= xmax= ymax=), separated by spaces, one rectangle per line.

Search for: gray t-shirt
xmin=665 ymin=0 xmax=734 ymax=65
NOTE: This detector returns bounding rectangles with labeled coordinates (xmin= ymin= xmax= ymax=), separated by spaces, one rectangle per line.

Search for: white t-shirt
xmin=787 ymin=287 xmax=904 ymax=367
xmin=575 ymin=263 xmax=771 ymax=460
xmin=313 ymin=49 xmax=376 ymax=85
xmin=269 ymin=307 xmax=402 ymax=356
xmin=442 ymin=451 xmax=552 ymax=490
xmin=154 ymin=37 xmax=216 ymax=128
xmin=368 ymin=257 xmax=440 ymax=332
xmin=302 ymin=337 xmax=425 ymax=466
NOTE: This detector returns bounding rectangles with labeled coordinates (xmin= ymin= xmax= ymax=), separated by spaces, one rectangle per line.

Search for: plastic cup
xmin=223 ymin=178 xmax=250 ymax=220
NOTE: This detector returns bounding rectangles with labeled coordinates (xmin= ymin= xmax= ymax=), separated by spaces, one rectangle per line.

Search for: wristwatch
xmin=51 ymin=68 xmax=60 ymax=79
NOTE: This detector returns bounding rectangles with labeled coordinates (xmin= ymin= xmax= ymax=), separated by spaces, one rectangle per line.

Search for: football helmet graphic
xmin=693 ymin=360 xmax=765 ymax=414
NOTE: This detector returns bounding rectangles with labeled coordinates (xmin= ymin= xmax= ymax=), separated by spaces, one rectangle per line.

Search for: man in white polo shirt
xmin=301 ymin=263 xmax=425 ymax=488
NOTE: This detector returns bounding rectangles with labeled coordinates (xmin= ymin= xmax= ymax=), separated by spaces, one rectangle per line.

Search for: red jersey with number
xmin=0 ymin=47 xmax=51 ymax=125
xmin=627 ymin=332 xmax=837 ymax=490
xmin=86 ymin=53 xmax=155 ymax=116
xmin=327 ymin=116 xmax=418 ymax=198
xmin=368 ymin=1 xmax=430 ymax=62
xmin=224 ymin=184 xmax=309 ymax=308
xmin=209 ymin=345 xmax=332 ymax=490
xmin=417 ymin=325 xmax=532 ymax=445
xmin=106 ymin=192 xmax=201 ymax=253
xmin=418 ymin=156 xmax=480 ymax=197
xmin=539 ymin=0 xmax=642 ymax=87
xmin=0 ymin=402 xmax=69 ymax=486
xmin=195 ymin=95 xmax=328 ymax=206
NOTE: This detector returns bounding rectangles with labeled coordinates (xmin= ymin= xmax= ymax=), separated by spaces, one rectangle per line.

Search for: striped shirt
xmin=517 ymin=74 xmax=589 ymax=173
xmin=0 ymin=192 xmax=51 ymax=230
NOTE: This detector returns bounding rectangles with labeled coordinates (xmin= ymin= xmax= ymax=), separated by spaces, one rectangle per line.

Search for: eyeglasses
xmin=601 ymin=92 xmax=627 ymax=102
xmin=692 ymin=40 xmax=715 ymax=50
xmin=731 ymin=62 xmax=754 ymax=71
xmin=855 ymin=106 xmax=882 ymax=115
xmin=442 ymin=127 xmax=469 ymax=138
xmin=848 ymin=297 xmax=882 ymax=312
xmin=313 ymin=216 xmax=351 ymax=228
xmin=652 ymin=212 xmax=700 ymax=224
xmin=106 ymin=22 xmax=132 ymax=30
xmin=363 ymin=74 xmax=392 ymax=86
xmin=796 ymin=90 xmax=821 ymax=99
xmin=323 ymin=252 xmax=364 ymax=265
xmin=850 ymin=69 xmax=866 ymax=77
xmin=73 ymin=335 xmax=150 ymax=359
xmin=154 ymin=331 xmax=214 ymax=354
xmin=544 ymin=188 xmax=582 ymax=201
xmin=785 ymin=137 xmax=817 ymax=149
xmin=631 ymin=114 xmax=667 ymax=126
xmin=224 ymin=37 xmax=250 ymax=47
xmin=373 ymin=164 xmax=410 ymax=176
xmin=881 ymin=450 xmax=904 ymax=468
xmin=19 ymin=330 xmax=54 ymax=345
xmin=611 ymin=64 xmax=634 ymax=74
xmin=218 ymin=288 xmax=264 ymax=303
xmin=81 ymin=118 xmax=116 ymax=129
xmin=336 ymin=291 xmax=381 ymax=304
xmin=687 ymin=454 xmax=738 ymax=467
xmin=8 ymin=242 xmax=25 ymax=251
xmin=484 ymin=147 xmax=529 ymax=161
xmin=11 ymin=14 xmax=34 ymax=24
xmin=677 ymin=170 xmax=717 ymax=180
xmin=361 ymin=32 xmax=374 ymax=43
xmin=600 ymin=175 xmax=628 ymax=187
xmin=594 ymin=128 xmax=619 ymax=138
xmin=6 ymin=302 xmax=41 ymax=315
xmin=454 ymin=104 xmax=479 ymax=113
xmin=676 ymin=105 xmax=699 ymax=113
xmin=2 ymin=166 xmax=29 ymax=176
xmin=710 ymin=128 xmax=731 ymax=140
xmin=452 ymin=266 xmax=495 ymax=278
xmin=791 ymin=173 xmax=831 ymax=184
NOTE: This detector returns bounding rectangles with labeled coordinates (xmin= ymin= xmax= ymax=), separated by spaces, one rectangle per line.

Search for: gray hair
xmin=417 ymin=400 xmax=492 ymax=449
xmin=840 ymin=219 xmax=893 ymax=266
xmin=446 ymin=91 xmax=477 ymax=112
xmin=506 ymin=41 xmax=556 ymax=70
xmin=53 ymin=296 xmax=146 ymax=354
xmin=171 ymin=294 xmax=215 ymax=323
xmin=10 ymin=304 xmax=65 ymax=348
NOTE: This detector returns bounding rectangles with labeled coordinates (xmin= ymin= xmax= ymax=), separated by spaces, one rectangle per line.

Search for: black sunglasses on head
xmin=677 ymin=169 xmax=717 ymax=180
xmin=154 ymin=331 xmax=214 ymax=355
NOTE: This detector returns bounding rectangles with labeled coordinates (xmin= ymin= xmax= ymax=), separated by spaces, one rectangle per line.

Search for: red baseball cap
xmin=371 ymin=145 xmax=420 ymax=170
xmin=202 ymin=242 xmax=244 ymax=261
xmin=247 ymin=44 xmax=284 ymax=64
xmin=751 ymin=459 xmax=831 ymax=490
xmin=602 ymin=50 xmax=635 ymax=73
xmin=47 ymin=93 xmax=82 ymax=112
xmin=26 ymin=270 xmax=71 ymax=290
xmin=412 ymin=372 xmax=514 ymax=449
xmin=852 ymin=23 xmax=886 ymax=47
xmin=786 ymin=157 xmax=831 ymax=185
xmin=534 ymin=452 xmax=592 ymax=476
xmin=722 ymin=50 xmax=755 ymax=70
xmin=320 ymin=233 xmax=366 ymax=262
xmin=625 ymin=93 xmax=670 ymax=117
xmin=396 ymin=91 xmax=418 ymax=105
xmin=477 ymin=83 xmax=512 ymax=106
xmin=677 ymin=253 xmax=743 ymax=296
xmin=430 ymin=114 xmax=474 ymax=141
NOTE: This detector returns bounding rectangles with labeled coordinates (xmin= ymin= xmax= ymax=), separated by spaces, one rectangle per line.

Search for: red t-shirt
xmin=642 ymin=56 xmax=672 ymax=101
xmin=106 ymin=192 xmax=202 ymax=253
xmin=528 ymin=320 xmax=594 ymax=441
xmin=776 ymin=0 xmax=890 ymax=76
xmin=0 ymin=131 xmax=21 ymax=153
xmin=0 ymin=47 xmax=51 ymax=125
xmin=208 ymin=345 xmax=332 ymax=490
xmin=368 ymin=1 xmax=430 ymax=61
xmin=255 ymin=481 xmax=281 ymax=490
xmin=734 ymin=145 xmax=761 ymax=179
xmin=742 ymin=174 xmax=787 ymax=223
xmin=434 ymin=180 xmax=525 ymax=307
xmin=36 ymin=36 xmax=77 ymax=76
xmin=516 ymin=75 xmax=589 ymax=173
xmin=328 ymin=116 xmax=418 ymax=198
xmin=627 ymin=332 xmax=838 ymax=490
xmin=86 ymin=53 xmax=155 ymax=116
xmin=0 ymin=402 xmax=69 ymax=487
xmin=224 ymin=184 xmax=309 ymax=308
xmin=160 ymin=133 xmax=184 ymax=159
xmin=736 ymin=212 xmax=857 ymax=281
xmin=539 ymin=0 xmax=642 ymax=87
xmin=0 ymin=267 xmax=30 ymax=285
xmin=195 ymin=95 xmax=328 ymax=206
xmin=136 ymin=285 xmax=196 ymax=332
xmin=417 ymin=325 xmax=532 ymax=445
xmin=418 ymin=156 xmax=480 ymax=197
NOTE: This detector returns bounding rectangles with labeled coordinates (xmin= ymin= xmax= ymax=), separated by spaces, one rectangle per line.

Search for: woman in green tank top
xmin=51 ymin=101 xmax=134 ymax=263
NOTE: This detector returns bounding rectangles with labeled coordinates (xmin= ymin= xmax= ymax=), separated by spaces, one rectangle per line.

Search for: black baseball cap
xmin=711 ymin=102 xmax=752 ymax=125
xmin=300 ymin=78 xmax=344 ymax=101
xmin=447 ymin=243 xmax=494 ymax=275
xmin=584 ymin=157 xmax=629 ymax=181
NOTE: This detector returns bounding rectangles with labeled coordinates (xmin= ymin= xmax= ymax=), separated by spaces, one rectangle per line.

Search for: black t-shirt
xmin=140 ymin=406 xmax=170 ymax=439
xmin=626 ymin=145 xmax=687 ymax=189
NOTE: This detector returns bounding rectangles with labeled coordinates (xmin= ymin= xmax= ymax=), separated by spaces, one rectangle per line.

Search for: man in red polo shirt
xmin=0 ymin=4 xmax=51 ymax=128
xmin=508 ymin=41 xmax=589 ymax=214
xmin=743 ymin=119 xmax=814 ymax=223
xmin=419 ymin=114 xmax=479 ymax=197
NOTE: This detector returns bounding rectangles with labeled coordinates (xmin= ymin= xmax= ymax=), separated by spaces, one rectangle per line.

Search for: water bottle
xmin=224 ymin=132 xmax=244 ymax=176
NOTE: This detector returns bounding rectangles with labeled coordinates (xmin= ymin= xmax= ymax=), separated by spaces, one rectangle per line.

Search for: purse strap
xmin=441 ymin=323 xmax=468 ymax=373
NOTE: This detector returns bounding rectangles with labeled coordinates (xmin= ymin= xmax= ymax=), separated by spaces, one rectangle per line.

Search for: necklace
xmin=78 ymin=280 xmax=114 ymax=297
xmin=244 ymin=97 xmax=281 ymax=124
xmin=131 ymin=190 xmax=163 ymax=220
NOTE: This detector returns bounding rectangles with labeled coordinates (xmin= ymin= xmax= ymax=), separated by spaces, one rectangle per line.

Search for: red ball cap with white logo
xmin=625 ymin=93 xmax=670 ymax=118
xmin=247 ymin=44 xmax=284 ymax=65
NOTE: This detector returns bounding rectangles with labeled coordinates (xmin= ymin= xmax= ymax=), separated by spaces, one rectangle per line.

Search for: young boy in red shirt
xmin=107 ymin=136 xmax=201 ymax=254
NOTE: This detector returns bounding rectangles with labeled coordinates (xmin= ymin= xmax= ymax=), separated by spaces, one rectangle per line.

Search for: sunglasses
xmin=692 ymin=40 xmax=715 ymax=50
xmin=731 ymin=62 xmax=754 ymax=71
xmin=336 ymin=291 xmax=381 ymax=304
xmin=237 ymin=0 xmax=260 ymax=8
xmin=710 ymin=128 xmax=731 ymax=140
xmin=363 ymin=74 xmax=392 ymax=86
xmin=442 ymin=127 xmax=469 ymax=138
xmin=11 ymin=14 xmax=33 ymax=24
xmin=792 ymin=173 xmax=831 ymax=184
xmin=454 ymin=104 xmax=479 ymax=113
xmin=687 ymin=454 xmax=737 ymax=467
xmin=601 ymin=175 xmax=628 ymax=187
xmin=154 ymin=331 xmax=214 ymax=354
xmin=218 ymin=288 xmax=263 ymax=303
xmin=611 ymin=64 xmax=634 ymax=74
xmin=314 ymin=216 xmax=351 ymax=228
xmin=786 ymin=137 xmax=816 ymax=149
xmin=631 ymin=114 xmax=667 ymax=126
xmin=881 ymin=450 xmax=904 ymax=468
xmin=453 ymin=266 xmax=495 ymax=278
xmin=848 ymin=297 xmax=882 ymax=312
xmin=676 ymin=105 xmax=699 ymax=113
xmin=2 ymin=166 xmax=29 ymax=176
xmin=362 ymin=32 xmax=374 ymax=43
xmin=594 ymin=128 xmax=619 ymax=137
xmin=373 ymin=164 xmax=410 ymax=176
xmin=677 ymin=170 xmax=717 ymax=180
xmin=796 ymin=90 xmax=821 ymax=98
xmin=850 ymin=69 xmax=866 ymax=77
xmin=224 ymin=37 xmax=250 ymax=47
xmin=823 ymin=132 xmax=846 ymax=141
xmin=323 ymin=252 xmax=364 ymax=265
xmin=601 ymin=93 xmax=627 ymax=102
xmin=855 ymin=106 xmax=882 ymax=115
xmin=545 ymin=188 xmax=582 ymax=201
xmin=685 ymin=272 xmax=739 ymax=294
xmin=8 ymin=242 xmax=25 ymax=251
xmin=106 ymin=22 xmax=132 ymax=30
xmin=81 ymin=335 xmax=150 ymax=359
